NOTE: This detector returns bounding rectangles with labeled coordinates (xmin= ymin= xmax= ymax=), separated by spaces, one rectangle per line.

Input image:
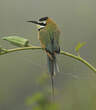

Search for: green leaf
xmin=25 ymin=92 xmax=44 ymax=106
xmin=37 ymin=73 xmax=49 ymax=85
xmin=75 ymin=42 xmax=86 ymax=52
xmin=25 ymin=92 xmax=59 ymax=110
xmin=2 ymin=36 xmax=29 ymax=47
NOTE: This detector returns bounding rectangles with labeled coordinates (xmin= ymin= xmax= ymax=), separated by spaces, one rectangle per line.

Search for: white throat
xmin=37 ymin=25 xmax=45 ymax=30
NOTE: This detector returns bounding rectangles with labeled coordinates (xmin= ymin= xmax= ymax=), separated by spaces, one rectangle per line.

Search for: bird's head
xmin=27 ymin=17 xmax=49 ymax=31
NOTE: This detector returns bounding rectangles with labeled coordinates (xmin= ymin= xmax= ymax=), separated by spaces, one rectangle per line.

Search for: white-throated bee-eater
xmin=27 ymin=17 xmax=60 ymax=96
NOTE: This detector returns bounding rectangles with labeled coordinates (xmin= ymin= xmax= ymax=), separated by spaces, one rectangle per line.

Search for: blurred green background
xmin=0 ymin=0 xmax=96 ymax=110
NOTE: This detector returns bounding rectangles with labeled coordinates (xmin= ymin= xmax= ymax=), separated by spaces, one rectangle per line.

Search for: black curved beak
xmin=27 ymin=20 xmax=46 ymax=26
xmin=27 ymin=20 xmax=39 ymax=25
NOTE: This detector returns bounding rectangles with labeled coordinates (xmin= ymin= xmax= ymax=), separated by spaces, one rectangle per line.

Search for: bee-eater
xmin=27 ymin=17 xmax=60 ymax=96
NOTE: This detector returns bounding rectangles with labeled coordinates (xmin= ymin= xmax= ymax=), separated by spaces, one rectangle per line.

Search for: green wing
xmin=39 ymin=29 xmax=60 ymax=54
xmin=53 ymin=29 xmax=60 ymax=53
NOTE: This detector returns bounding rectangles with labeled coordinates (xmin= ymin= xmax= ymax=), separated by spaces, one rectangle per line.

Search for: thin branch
xmin=0 ymin=45 xmax=96 ymax=73
xmin=0 ymin=46 xmax=41 ymax=55
xmin=60 ymin=51 xmax=96 ymax=73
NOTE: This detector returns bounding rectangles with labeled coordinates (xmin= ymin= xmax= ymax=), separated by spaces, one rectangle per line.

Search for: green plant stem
xmin=0 ymin=45 xmax=96 ymax=73
xmin=60 ymin=51 xmax=96 ymax=73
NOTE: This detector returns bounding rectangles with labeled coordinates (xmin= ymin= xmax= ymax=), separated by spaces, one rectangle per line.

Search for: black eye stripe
xmin=39 ymin=23 xmax=46 ymax=26
xmin=39 ymin=17 xmax=48 ymax=21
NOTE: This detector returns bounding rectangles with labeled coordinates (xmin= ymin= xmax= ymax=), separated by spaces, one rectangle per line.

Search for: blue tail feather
xmin=47 ymin=55 xmax=59 ymax=75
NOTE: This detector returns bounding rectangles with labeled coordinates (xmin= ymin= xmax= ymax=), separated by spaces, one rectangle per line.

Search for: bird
xmin=27 ymin=17 xmax=60 ymax=97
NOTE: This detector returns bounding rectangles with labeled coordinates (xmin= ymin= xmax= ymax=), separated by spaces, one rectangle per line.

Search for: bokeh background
xmin=0 ymin=0 xmax=96 ymax=110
